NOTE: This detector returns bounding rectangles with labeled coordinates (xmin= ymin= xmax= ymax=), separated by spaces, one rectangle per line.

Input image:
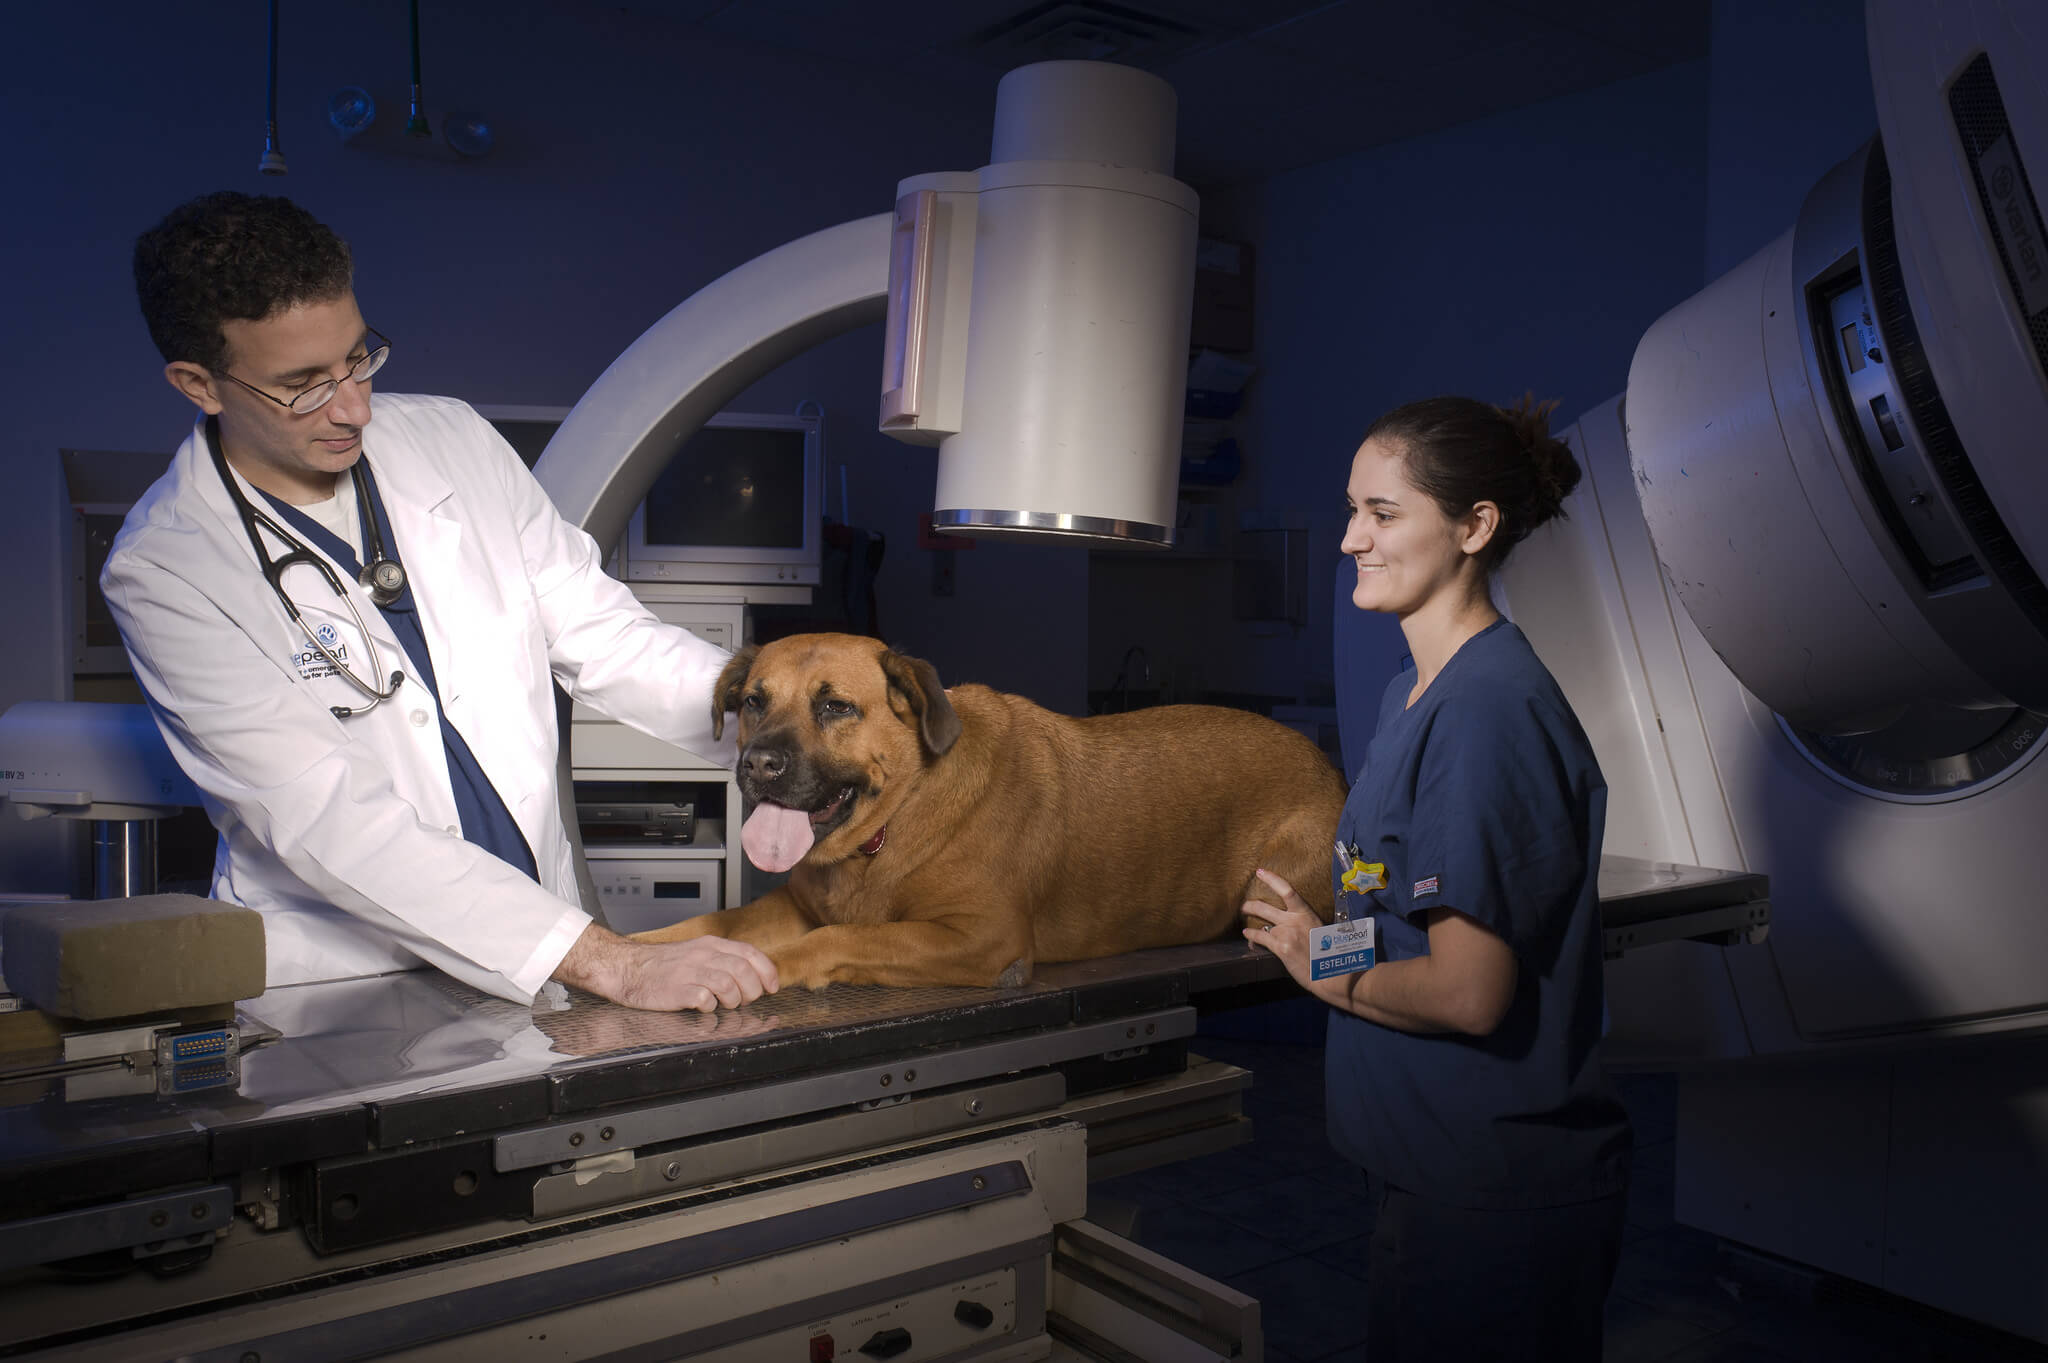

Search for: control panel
xmin=584 ymin=847 xmax=723 ymax=931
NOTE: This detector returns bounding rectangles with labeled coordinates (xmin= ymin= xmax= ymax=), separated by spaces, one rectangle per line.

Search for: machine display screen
xmin=642 ymin=426 xmax=809 ymax=551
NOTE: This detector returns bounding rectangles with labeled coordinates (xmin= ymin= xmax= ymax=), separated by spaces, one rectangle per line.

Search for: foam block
xmin=0 ymin=895 xmax=264 ymax=1020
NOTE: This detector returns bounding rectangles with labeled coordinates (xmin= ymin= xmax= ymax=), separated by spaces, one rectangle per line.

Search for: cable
xmin=258 ymin=0 xmax=287 ymax=174
xmin=407 ymin=0 xmax=430 ymax=136
xmin=796 ymin=399 xmax=838 ymax=522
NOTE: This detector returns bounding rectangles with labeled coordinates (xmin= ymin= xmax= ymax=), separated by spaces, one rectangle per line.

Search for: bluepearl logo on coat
xmin=1412 ymin=875 xmax=1439 ymax=898
xmin=291 ymin=626 xmax=349 ymax=681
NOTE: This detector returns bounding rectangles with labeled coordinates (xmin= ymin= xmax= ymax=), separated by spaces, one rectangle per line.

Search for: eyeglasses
xmin=219 ymin=327 xmax=392 ymax=415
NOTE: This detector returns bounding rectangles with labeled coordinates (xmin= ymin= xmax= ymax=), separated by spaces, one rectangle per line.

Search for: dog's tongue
xmin=741 ymin=801 xmax=816 ymax=873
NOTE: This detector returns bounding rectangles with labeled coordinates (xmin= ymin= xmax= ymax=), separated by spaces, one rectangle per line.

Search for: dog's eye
xmin=819 ymin=698 xmax=856 ymax=719
xmin=741 ymin=693 xmax=763 ymax=711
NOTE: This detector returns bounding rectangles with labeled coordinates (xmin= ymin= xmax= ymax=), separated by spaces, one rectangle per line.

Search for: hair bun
xmin=1500 ymin=392 xmax=1581 ymax=517
xmin=1362 ymin=391 xmax=1584 ymax=569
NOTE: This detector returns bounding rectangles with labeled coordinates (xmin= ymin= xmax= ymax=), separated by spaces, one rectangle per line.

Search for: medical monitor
xmin=477 ymin=404 xmax=822 ymax=587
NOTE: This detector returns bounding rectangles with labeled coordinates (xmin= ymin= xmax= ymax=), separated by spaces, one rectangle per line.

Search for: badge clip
xmin=1341 ymin=857 xmax=1386 ymax=894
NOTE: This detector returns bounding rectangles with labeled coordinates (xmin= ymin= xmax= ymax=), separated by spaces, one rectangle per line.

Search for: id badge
xmin=1310 ymin=916 xmax=1376 ymax=980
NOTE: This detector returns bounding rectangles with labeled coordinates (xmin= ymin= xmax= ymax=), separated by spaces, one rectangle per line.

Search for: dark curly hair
xmin=133 ymin=192 xmax=354 ymax=373
xmin=1363 ymin=392 xmax=1581 ymax=572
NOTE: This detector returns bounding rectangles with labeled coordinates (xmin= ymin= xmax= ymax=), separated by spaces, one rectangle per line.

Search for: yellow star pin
xmin=1342 ymin=858 xmax=1387 ymax=894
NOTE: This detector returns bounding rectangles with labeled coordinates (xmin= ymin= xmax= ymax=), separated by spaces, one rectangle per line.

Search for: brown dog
xmin=633 ymin=633 xmax=1348 ymax=991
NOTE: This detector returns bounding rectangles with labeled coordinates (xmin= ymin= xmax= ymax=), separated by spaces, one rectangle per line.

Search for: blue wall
xmin=1127 ymin=0 xmax=1876 ymax=710
xmin=1192 ymin=58 xmax=1715 ymax=703
xmin=1705 ymin=0 xmax=1877 ymax=280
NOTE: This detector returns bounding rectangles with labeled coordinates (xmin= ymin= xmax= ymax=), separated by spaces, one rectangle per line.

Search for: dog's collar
xmin=859 ymin=824 xmax=887 ymax=856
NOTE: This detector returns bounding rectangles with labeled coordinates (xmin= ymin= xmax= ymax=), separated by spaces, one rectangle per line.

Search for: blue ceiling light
xmin=327 ymin=86 xmax=377 ymax=140
xmin=323 ymin=7 xmax=493 ymax=164
xmin=442 ymin=112 xmax=494 ymax=159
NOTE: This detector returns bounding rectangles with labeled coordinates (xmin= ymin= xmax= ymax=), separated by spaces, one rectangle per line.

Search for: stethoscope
xmin=207 ymin=418 xmax=408 ymax=719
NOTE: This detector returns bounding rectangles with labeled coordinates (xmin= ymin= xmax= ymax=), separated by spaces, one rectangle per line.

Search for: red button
xmin=809 ymin=1335 xmax=835 ymax=1362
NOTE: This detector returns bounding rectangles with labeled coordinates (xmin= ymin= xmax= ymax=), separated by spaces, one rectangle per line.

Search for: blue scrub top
xmin=258 ymin=462 xmax=540 ymax=884
xmin=1325 ymin=618 xmax=1630 ymax=1209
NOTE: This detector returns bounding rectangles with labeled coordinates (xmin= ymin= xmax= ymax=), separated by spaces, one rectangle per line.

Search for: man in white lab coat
xmin=103 ymin=191 xmax=777 ymax=1012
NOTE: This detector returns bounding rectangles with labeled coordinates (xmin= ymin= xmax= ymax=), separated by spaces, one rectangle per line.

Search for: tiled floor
xmin=1086 ymin=1032 xmax=2048 ymax=1363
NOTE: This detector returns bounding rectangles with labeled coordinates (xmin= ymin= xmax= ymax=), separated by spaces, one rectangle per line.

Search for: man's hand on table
xmin=553 ymin=923 xmax=779 ymax=1012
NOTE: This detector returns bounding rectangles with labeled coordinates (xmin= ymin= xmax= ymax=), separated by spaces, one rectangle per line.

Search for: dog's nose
xmin=743 ymin=746 xmax=789 ymax=785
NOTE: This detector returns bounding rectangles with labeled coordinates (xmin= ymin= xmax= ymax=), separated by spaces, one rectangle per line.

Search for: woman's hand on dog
xmin=1242 ymin=868 xmax=1321 ymax=990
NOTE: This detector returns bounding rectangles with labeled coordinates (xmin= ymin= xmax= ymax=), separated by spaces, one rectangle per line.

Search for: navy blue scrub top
xmin=257 ymin=461 xmax=540 ymax=883
xmin=1326 ymin=618 xmax=1630 ymax=1210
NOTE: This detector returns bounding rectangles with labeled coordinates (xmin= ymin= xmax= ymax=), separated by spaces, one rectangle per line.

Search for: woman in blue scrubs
xmin=1243 ymin=394 xmax=1632 ymax=1362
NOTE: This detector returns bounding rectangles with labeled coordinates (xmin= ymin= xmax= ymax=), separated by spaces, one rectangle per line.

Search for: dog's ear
xmin=879 ymin=649 xmax=962 ymax=758
xmin=711 ymin=644 xmax=761 ymax=740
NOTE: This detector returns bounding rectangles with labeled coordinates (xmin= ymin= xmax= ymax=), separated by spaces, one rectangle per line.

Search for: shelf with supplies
xmin=575 ymin=778 xmax=727 ymax=856
xmin=568 ymin=597 xmax=746 ymax=923
xmin=572 ymin=764 xmax=737 ymax=935
xmin=1088 ymin=356 xmax=1255 ymax=562
xmin=1087 ymin=510 xmax=1305 ymax=624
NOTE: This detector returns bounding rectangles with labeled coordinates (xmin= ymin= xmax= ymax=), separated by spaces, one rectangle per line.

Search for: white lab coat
xmin=102 ymin=393 xmax=734 ymax=1003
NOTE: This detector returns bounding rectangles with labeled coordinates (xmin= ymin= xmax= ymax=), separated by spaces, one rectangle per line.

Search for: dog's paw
xmin=768 ymin=948 xmax=833 ymax=993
